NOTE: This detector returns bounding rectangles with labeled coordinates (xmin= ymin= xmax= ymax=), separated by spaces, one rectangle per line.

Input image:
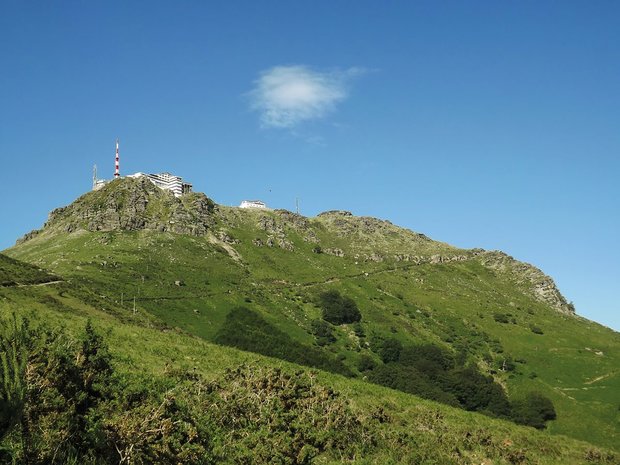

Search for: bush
xmin=378 ymin=338 xmax=402 ymax=363
xmin=318 ymin=290 xmax=362 ymax=325
xmin=511 ymin=392 xmax=557 ymax=429
xmin=368 ymin=364 xmax=458 ymax=406
xmin=493 ymin=313 xmax=510 ymax=324
xmin=352 ymin=322 xmax=365 ymax=338
xmin=215 ymin=307 xmax=352 ymax=376
xmin=530 ymin=325 xmax=544 ymax=335
xmin=0 ymin=315 xmax=30 ymax=441
xmin=446 ymin=366 xmax=512 ymax=417
xmin=310 ymin=320 xmax=336 ymax=346
xmin=205 ymin=366 xmax=373 ymax=464
xmin=357 ymin=355 xmax=377 ymax=372
xmin=399 ymin=344 xmax=455 ymax=373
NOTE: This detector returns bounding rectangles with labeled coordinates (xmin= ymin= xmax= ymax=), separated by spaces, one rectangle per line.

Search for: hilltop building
xmin=239 ymin=200 xmax=268 ymax=209
xmin=92 ymin=139 xmax=192 ymax=197
xmin=127 ymin=172 xmax=192 ymax=197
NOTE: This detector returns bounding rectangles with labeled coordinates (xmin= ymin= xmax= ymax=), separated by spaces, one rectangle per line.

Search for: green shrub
xmin=318 ymin=290 xmax=362 ymax=325
xmin=493 ymin=313 xmax=510 ymax=324
xmin=0 ymin=315 xmax=30 ymax=441
xmin=378 ymin=338 xmax=402 ymax=363
xmin=215 ymin=307 xmax=352 ymax=376
xmin=399 ymin=344 xmax=455 ymax=372
xmin=310 ymin=319 xmax=336 ymax=346
xmin=511 ymin=392 xmax=557 ymax=429
xmin=357 ymin=355 xmax=377 ymax=372
xmin=368 ymin=364 xmax=459 ymax=406
xmin=446 ymin=366 xmax=512 ymax=417
xmin=205 ymin=366 xmax=373 ymax=464
xmin=352 ymin=322 xmax=365 ymax=338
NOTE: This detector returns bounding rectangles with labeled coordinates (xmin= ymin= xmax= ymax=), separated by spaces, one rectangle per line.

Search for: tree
xmin=318 ymin=290 xmax=361 ymax=325
xmin=511 ymin=392 xmax=557 ymax=429
xmin=446 ymin=366 xmax=511 ymax=417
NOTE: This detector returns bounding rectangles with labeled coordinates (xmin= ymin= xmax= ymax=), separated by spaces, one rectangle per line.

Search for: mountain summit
xmin=18 ymin=177 xmax=573 ymax=315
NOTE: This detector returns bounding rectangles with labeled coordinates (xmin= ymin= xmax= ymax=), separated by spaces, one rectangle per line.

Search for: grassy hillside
xmin=0 ymin=256 xmax=617 ymax=464
xmin=4 ymin=178 xmax=619 ymax=452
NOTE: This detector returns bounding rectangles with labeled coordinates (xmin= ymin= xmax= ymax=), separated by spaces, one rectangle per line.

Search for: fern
xmin=0 ymin=313 xmax=29 ymax=438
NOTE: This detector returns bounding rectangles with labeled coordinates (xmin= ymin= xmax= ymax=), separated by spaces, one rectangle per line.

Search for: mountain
xmin=2 ymin=177 xmax=618 ymax=462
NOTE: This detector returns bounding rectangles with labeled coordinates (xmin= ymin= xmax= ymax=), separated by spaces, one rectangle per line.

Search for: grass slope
xmin=0 ymin=256 xmax=616 ymax=464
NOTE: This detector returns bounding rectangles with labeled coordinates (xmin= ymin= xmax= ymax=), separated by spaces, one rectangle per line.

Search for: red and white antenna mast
xmin=114 ymin=138 xmax=120 ymax=178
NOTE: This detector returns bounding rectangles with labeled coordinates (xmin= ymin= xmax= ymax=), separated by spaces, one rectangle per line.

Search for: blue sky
xmin=1 ymin=1 xmax=618 ymax=331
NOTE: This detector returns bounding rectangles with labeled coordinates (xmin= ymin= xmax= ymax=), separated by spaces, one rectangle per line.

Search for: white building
xmin=239 ymin=200 xmax=268 ymax=209
xmin=92 ymin=179 xmax=107 ymax=191
xmin=128 ymin=172 xmax=192 ymax=197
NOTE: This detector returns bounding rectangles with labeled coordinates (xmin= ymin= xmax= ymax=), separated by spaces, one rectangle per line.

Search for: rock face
xmin=479 ymin=251 xmax=575 ymax=315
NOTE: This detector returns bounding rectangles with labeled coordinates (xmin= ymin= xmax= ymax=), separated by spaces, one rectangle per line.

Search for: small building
xmin=92 ymin=179 xmax=107 ymax=191
xmin=239 ymin=200 xmax=268 ymax=209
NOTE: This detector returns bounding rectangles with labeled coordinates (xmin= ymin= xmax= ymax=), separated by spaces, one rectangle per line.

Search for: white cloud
xmin=248 ymin=65 xmax=361 ymax=128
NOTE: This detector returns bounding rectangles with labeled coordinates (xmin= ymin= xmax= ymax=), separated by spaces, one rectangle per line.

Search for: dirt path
xmin=1 ymin=279 xmax=64 ymax=288
xmin=584 ymin=371 xmax=617 ymax=385
xmin=292 ymin=263 xmax=419 ymax=289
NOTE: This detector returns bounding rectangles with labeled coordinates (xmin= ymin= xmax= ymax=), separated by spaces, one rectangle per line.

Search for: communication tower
xmin=114 ymin=138 xmax=120 ymax=178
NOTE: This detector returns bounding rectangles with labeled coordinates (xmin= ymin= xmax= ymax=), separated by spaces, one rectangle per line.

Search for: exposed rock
xmin=318 ymin=210 xmax=353 ymax=217
xmin=217 ymin=231 xmax=239 ymax=244
xmin=323 ymin=248 xmax=345 ymax=257
xmin=277 ymin=238 xmax=295 ymax=251
xmin=303 ymin=230 xmax=320 ymax=243
xmin=256 ymin=214 xmax=295 ymax=251
xmin=479 ymin=251 xmax=574 ymax=314
xmin=274 ymin=210 xmax=310 ymax=230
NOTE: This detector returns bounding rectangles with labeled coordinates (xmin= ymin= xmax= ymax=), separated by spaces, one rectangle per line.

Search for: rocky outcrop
xmin=17 ymin=177 xmax=217 ymax=242
xmin=254 ymin=213 xmax=298 ymax=251
xmin=323 ymin=247 xmax=345 ymax=257
xmin=478 ymin=251 xmax=574 ymax=314
xmin=317 ymin=210 xmax=353 ymax=217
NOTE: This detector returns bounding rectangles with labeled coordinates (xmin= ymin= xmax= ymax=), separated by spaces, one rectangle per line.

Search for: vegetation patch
xmin=0 ymin=317 xmax=373 ymax=464
xmin=215 ymin=306 xmax=352 ymax=376
xmin=318 ymin=290 xmax=361 ymax=325
xmin=368 ymin=338 xmax=557 ymax=429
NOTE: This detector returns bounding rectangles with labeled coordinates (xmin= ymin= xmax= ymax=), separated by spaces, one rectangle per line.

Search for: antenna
xmin=92 ymin=164 xmax=98 ymax=189
xmin=296 ymin=197 xmax=300 ymax=215
xmin=114 ymin=138 xmax=120 ymax=178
